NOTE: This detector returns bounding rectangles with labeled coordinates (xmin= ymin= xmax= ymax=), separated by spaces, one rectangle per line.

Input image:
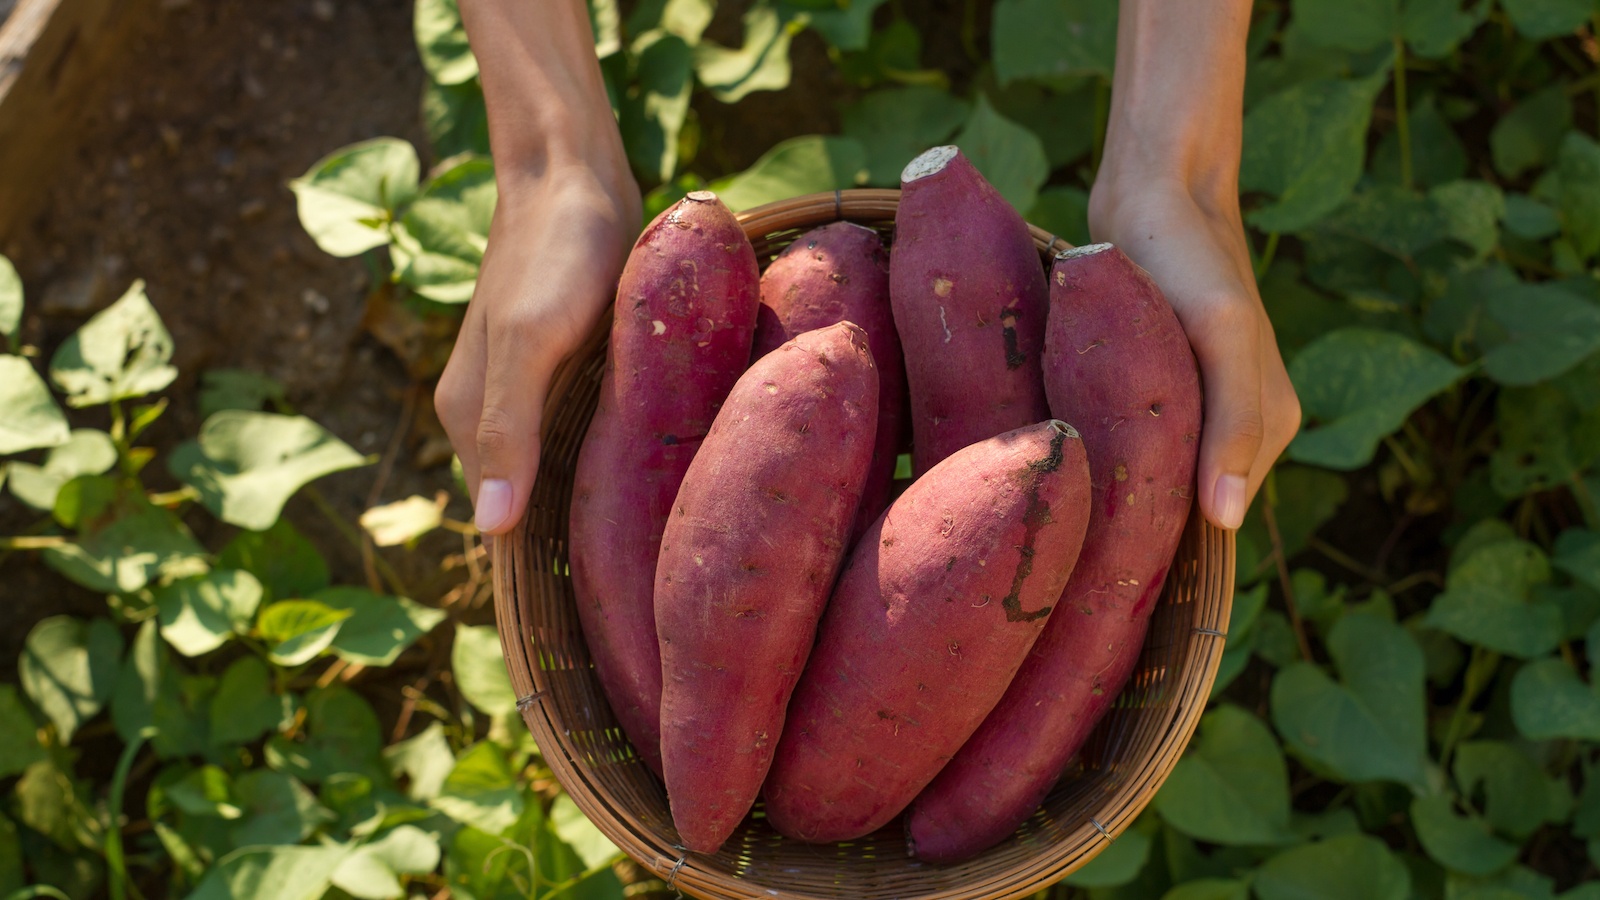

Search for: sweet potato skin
xmin=762 ymin=419 xmax=1091 ymax=844
xmin=657 ymin=322 xmax=880 ymax=854
xmin=891 ymin=147 xmax=1050 ymax=475
xmin=906 ymin=243 xmax=1201 ymax=863
xmin=752 ymin=222 xmax=905 ymax=540
xmin=568 ymin=192 xmax=760 ymax=776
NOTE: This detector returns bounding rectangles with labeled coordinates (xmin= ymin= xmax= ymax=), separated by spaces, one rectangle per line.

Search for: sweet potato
xmin=752 ymin=222 xmax=905 ymax=539
xmin=905 ymin=242 xmax=1201 ymax=863
xmin=891 ymin=146 xmax=1050 ymax=475
xmin=762 ymin=419 xmax=1092 ymax=844
xmin=568 ymin=191 xmax=760 ymax=776
xmin=657 ymin=322 xmax=880 ymax=854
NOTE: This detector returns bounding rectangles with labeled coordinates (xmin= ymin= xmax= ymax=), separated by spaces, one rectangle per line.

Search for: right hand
xmin=435 ymin=165 xmax=642 ymax=534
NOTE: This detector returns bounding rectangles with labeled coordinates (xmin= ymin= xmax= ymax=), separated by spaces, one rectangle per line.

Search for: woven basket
xmin=492 ymin=188 xmax=1236 ymax=900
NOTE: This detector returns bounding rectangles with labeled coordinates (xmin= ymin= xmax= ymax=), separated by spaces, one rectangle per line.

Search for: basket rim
xmin=491 ymin=187 xmax=1237 ymax=900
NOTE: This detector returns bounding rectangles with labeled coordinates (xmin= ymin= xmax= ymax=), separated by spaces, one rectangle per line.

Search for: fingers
xmin=436 ymin=300 xmax=488 ymax=506
xmin=470 ymin=318 xmax=564 ymax=534
xmin=1181 ymin=298 xmax=1267 ymax=531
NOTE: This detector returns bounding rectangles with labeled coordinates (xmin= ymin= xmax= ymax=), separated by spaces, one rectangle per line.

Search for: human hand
xmin=1087 ymin=173 xmax=1301 ymax=531
xmin=435 ymin=167 xmax=642 ymax=534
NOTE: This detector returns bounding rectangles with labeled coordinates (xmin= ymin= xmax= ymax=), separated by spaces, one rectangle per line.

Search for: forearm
xmin=1091 ymin=0 xmax=1252 ymax=222
xmin=458 ymin=0 xmax=628 ymax=188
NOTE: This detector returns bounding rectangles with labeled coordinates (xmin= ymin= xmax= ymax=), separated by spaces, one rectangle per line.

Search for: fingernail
xmin=1213 ymin=474 xmax=1247 ymax=531
xmin=475 ymin=479 xmax=513 ymax=533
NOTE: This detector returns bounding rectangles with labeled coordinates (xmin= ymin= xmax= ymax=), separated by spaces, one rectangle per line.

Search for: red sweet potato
xmin=906 ymin=243 xmax=1201 ymax=863
xmin=762 ymin=419 xmax=1092 ymax=844
xmin=568 ymin=191 xmax=760 ymax=776
xmin=752 ymin=222 xmax=905 ymax=540
xmin=657 ymin=322 xmax=880 ymax=854
xmin=891 ymin=146 xmax=1050 ymax=475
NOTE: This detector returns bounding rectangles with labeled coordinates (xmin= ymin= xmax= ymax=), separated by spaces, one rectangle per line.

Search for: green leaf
xmin=47 ymin=280 xmax=176 ymax=408
xmin=430 ymin=741 xmax=523 ymax=833
xmin=265 ymin=686 xmax=387 ymax=784
xmin=1060 ymin=820 xmax=1152 ymax=887
xmin=1455 ymin=740 xmax=1573 ymax=839
xmin=1489 ymin=384 xmax=1600 ymax=498
xmin=1511 ymin=657 xmax=1600 ymax=741
xmin=619 ymin=33 xmax=694 ymax=184
xmin=709 ymin=135 xmax=866 ymax=212
xmin=1505 ymin=193 xmax=1562 ymax=240
xmin=1256 ymin=834 xmax=1410 ymax=900
xmin=452 ymin=623 xmax=517 ymax=717
xmin=1404 ymin=0 xmax=1488 ymax=56
xmin=985 ymin=78 xmax=1096 ymax=169
xmin=111 ymin=620 xmax=211 ymax=759
xmin=1161 ymin=880 xmax=1251 ymax=900
xmin=15 ymin=757 xmax=96 ymax=852
xmin=1412 ymin=793 xmax=1519 ymax=877
xmin=389 ymin=157 xmax=496 ymax=304
xmin=1558 ymin=132 xmax=1600 ymax=260
xmin=0 ymin=356 xmax=69 ymax=455
xmin=290 ymin=138 xmax=420 ymax=257
xmin=1213 ymin=584 xmax=1269 ymax=696
xmin=0 ymin=686 xmax=43 ymax=778
xmin=359 ymin=495 xmax=446 ymax=548
xmin=991 ymin=0 xmax=1118 ymax=84
xmin=1288 ymin=0 xmax=1397 ymax=52
xmin=165 ymin=766 xmax=241 ymax=819
xmin=840 ymin=86 xmax=970 ymax=187
xmin=210 ymin=656 xmax=292 ymax=747
xmin=1287 ymin=328 xmax=1464 ymax=469
xmin=1316 ymin=186 xmax=1451 ymax=258
xmin=331 ymin=825 xmax=441 ymax=900
xmin=953 ymin=95 xmax=1051 ymax=214
xmin=19 ymin=616 xmax=121 ymax=743
xmin=258 ymin=599 xmax=353 ymax=667
xmin=1482 ymin=283 xmax=1600 ymax=386
xmin=1424 ymin=539 xmax=1563 ymax=658
xmin=383 ymin=722 xmax=455 ymax=801
xmin=1027 ymin=187 xmax=1092 ymax=247
xmin=588 ymin=0 xmax=621 ymax=55
xmin=1490 ymin=84 xmax=1571 ymax=180
xmin=1431 ymin=180 xmax=1505 ymax=258
xmin=0 ymin=255 xmax=20 ymax=352
xmin=1502 ymin=0 xmax=1593 ymax=38
xmin=792 ymin=0 xmax=888 ymax=50
xmin=628 ymin=0 xmax=715 ymax=43
xmin=228 ymin=770 xmax=331 ymax=847
xmin=198 ymin=368 xmax=286 ymax=417
xmin=1271 ymin=614 xmax=1428 ymax=787
xmin=43 ymin=493 xmax=207 ymax=593
xmin=156 ymin=570 xmax=265 ymax=658
xmin=170 ymin=410 xmax=368 ymax=531
xmin=186 ymin=845 xmax=350 ymax=900
xmin=414 ymin=0 xmax=477 ymax=84
xmin=446 ymin=824 xmax=533 ymax=900
xmin=218 ymin=517 xmax=331 ymax=602
xmin=422 ymin=78 xmax=491 ymax=159
xmin=549 ymin=795 xmax=621 ymax=870
xmin=1241 ymin=70 xmax=1387 ymax=233
xmin=6 ymin=429 xmax=117 ymax=510
xmin=317 ymin=587 xmax=445 ymax=667
xmin=1154 ymin=705 xmax=1293 ymax=845
xmin=1557 ymin=529 xmax=1600 ymax=594
xmin=693 ymin=3 xmax=797 ymax=103
xmin=1372 ymin=97 xmax=1468 ymax=188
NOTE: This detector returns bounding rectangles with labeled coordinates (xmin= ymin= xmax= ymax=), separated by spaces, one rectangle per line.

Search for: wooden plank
xmin=0 ymin=0 xmax=161 ymax=240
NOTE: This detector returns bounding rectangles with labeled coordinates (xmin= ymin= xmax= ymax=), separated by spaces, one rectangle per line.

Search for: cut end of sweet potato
xmin=902 ymin=146 xmax=960 ymax=183
xmin=1056 ymin=242 xmax=1114 ymax=260
xmin=685 ymin=190 xmax=718 ymax=203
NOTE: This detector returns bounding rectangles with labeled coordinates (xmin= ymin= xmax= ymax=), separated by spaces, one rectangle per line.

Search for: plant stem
xmin=1254 ymin=231 xmax=1280 ymax=280
xmin=1440 ymin=647 xmax=1498 ymax=771
xmin=145 ymin=487 xmax=199 ymax=507
xmin=107 ymin=729 xmax=154 ymax=900
xmin=1393 ymin=34 xmax=1413 ymax=191
xmin=0 ymin=535 xmax=67 ymax=550
xmin=1309 ymin=535 xmax=1389 ymax=585
xmin=1262 ymin=493 xmax=1315 ymax=662
xmin=302 ymin=486 xmax=411 ymax=597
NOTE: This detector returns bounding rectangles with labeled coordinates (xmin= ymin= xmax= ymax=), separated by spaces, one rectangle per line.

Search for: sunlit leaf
xmin=187 ymin=845 xmax=350 ymax=900
xmin=694 ymin=3 xmax=798 ymax=102
xmin=290 ymin=138 xmax=420 ymax=257
xmin=19 ymin=617 xmax=121 ymax=743
xmin=331 ymin=825 xmax=441 ymax=900
xmin=198 ymin=368 xmax=286 ymax=418
xmin=430 ymin=741 xmax=523 ymax=833
xmin=620 ymin=33 xmax=695 ymax=184
xmin=953 ymin=94 xmax=1050 ymax=213
xmin=383 ymin=722 xmax=455 ymax=802
xmin=258 ymin=600 xmax=353 ymax=667
xmin=170 ymin=410 xmax=368 ymax=531
xmin=389 ymin=157 xmax=495 ymax=304
xmin=218 ymin=517 xmax=332 ymax=602
xmin=709 ymin=135 xmax=867 ymax=212
xmin=156 ymin=570 xmax=264 ymax=658
xmin=360 ymin=494 xmax=446 ymax=547
xmin=0 ymin=356 xmax=69 ymax=455
xmin=452 ymin=623 xmax=517 ymax=717
xmin=48 ymin=280 xmax=175 ymax=408
xmin=414 ymin=0 xmax=477 ymax=84
xmin=111 ymin=620 xmax=211 ymax=759
xmin=317 ymin=587 xmax=445 ymax=667
xmin=0 ymin=255 xmax=20 ymax=351
xmin=6 ymin=429 xmax=116 ymax=511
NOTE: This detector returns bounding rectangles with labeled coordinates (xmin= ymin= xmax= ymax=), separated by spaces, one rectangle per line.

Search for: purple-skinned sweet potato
xmin=906 ymin=242 xmax=1201 ymax=863
xmin=752 ymin=222 xmax=905 ymax=541
xmin=568 ymin=191 xmax=760 ymax=777
xmin=657 ymin=322 xmax=879 ymax=854
xmin=761 ymin=419 xmax=1092 ymax=844
xmin=890 ymin=146 xmax=1051 ymax=475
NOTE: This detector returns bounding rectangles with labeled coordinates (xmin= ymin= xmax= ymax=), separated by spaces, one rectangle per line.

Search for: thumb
xmin=472 ymin=334 xmax=559 ymax=535
xmin=1188 ymin=304 xmax=1265 ymax=531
